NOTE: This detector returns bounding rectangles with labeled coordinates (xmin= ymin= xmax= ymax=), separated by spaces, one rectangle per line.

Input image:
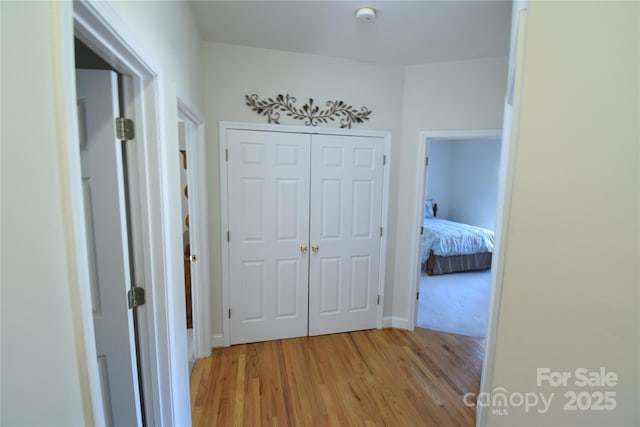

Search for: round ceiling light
xmin=355 ymin=6 xmax=377 ymax=23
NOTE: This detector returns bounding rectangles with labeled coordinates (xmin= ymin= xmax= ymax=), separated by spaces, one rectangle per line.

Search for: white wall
xmin=1 ymin=3 xmax=86 ymax=424
xmin=426 ymin=138 xmax=501 ymax=230
xmin=1 ymin=1 xmax=204 ymax=424
xmin=201 ymin=41 xmax=405 ymax=335
xmin=486 ymin=1 xmax=639 ymax=425
xmin=108 ymin=1 xmax=204 ymax=114
xmin=425 ymin=141 xmax=453 ymax=220
xmin=393 ymin=57 xmax=509 ymax=325
xmin=448 ymin=138 xmax=501 ymax=230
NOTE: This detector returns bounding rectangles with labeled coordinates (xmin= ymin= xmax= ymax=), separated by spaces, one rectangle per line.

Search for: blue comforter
xmin=421 ymin=218 xmax=495 ymax=263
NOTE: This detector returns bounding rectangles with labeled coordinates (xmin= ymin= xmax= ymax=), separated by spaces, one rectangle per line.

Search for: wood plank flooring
xmin=190 ymin=328 xmax=484 ymax=426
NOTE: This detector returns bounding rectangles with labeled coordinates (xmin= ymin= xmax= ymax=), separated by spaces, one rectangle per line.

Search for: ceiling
xmin=189 ymin=1 xmax=512 ymax=66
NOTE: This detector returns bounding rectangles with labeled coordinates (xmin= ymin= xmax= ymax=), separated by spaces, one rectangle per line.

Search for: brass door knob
xmin=300 ymin=245 xmax=308 ymax=253
xmin=311 ymin=245 xmax=319 ymax=253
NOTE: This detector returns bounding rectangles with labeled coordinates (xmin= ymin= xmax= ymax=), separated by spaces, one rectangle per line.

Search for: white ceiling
xmin=189 ymin=1 xmax=512 ymax=65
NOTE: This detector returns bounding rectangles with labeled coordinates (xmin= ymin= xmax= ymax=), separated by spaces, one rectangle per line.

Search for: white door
xmin=227 ymin=130 xmax=311 ymax=344
xmin=308 ymin=135 xmax=384 ymax=336
xmin=77 ymin=69 xmax=142 ymax=426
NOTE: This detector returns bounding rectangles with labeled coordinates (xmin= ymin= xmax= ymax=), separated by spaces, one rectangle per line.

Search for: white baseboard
xmin=211 ymin=334 xmax=225 ymax=348
xmin=210 ymin=319 xmax=410 ymax=350
xmin=382 ymin=316 xmax=411 ymax=330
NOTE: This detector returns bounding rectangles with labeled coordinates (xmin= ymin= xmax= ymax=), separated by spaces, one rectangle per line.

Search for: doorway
xmin=177 ymin=101 xmax=211 ymax=363
xmin=408 ymin=130 xmax=502 ymax=337
xmin=415 ymin=137 xmax=501 ymax=338
xmin=75 ymin=40 xmax=146 ymax=426
xmin=178 ymin=120 xmax=195 ymax=374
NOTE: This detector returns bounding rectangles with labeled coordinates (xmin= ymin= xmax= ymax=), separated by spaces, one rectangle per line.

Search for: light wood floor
xmin=190 ymin=327 xmax=484 ymax=426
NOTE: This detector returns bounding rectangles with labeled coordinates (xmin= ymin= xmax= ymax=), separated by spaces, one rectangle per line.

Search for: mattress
xmin=421 ymin=218 xmax=495 ymax=264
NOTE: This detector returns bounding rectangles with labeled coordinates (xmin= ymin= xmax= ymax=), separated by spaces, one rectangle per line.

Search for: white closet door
xmin=228 ymin=130 xmax=311 ymax=344
xmin=308 ymin=135 xmax=384 ymax=336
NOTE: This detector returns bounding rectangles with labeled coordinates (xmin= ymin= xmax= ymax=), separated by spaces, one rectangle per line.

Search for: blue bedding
xmin=421 ymin=218 xmax=495 ymax=263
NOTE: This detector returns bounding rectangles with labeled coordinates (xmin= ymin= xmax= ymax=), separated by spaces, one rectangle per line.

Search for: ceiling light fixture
xmin=355 ymin=6 xmax=377 ymax=23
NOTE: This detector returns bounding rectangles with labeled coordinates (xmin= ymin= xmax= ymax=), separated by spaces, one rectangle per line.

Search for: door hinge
xmin=225 ymin=149 xmax=229 ymax=161
xmin=227 ymin=231 xmax=230 ymax=242
xmin=115 ymin=117 xmax=135 ymax=141
xmin=425 ymin=156 xmax=429 ymax=166
xmin=416 ymin=291 xmax=420 ymax=300
xmin=228 ymin=308 xmax=231 ymax=319
xmin=383 ymin=155 xmax=386 ymax=166
xmin=128 ymin=286 xmax=145 ymax=309
xmin=420 ymin=226 xmax=424 ymax=235
xmin=377 ymin=295 xmax=381 ymax=305
xmin=380 ymin=226 xmax=383 ymax=237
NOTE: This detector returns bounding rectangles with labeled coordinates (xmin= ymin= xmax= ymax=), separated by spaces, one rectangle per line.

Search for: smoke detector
xmin=355 ymin=6 xmax=377 ymax=23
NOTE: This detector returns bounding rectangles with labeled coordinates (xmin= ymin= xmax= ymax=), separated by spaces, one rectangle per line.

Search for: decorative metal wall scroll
xmin=245 ymin=94 xmax=372 ymax=129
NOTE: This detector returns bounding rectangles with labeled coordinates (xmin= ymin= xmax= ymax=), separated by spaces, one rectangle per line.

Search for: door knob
xmin=189 ymin=254 xmax=197 ymax=262
xmin=311 ymin=245 xmax=319 ymax=253
xmin=300 ymin=245 xmax=308 ymax=253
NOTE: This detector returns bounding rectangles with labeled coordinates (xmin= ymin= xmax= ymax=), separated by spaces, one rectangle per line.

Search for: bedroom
xmin=416 ymin=137 xmax=502 ymax=337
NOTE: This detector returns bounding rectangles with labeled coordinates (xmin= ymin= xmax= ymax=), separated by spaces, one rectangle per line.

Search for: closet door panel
xmin=228 ymin=130 xmax=311 ymax=344
xmin=309 ymin=135 xmax=384 ymax=336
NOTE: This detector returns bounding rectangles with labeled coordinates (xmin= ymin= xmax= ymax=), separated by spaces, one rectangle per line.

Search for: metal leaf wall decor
xmin=245 ymin=94 xmax=372 ymax=129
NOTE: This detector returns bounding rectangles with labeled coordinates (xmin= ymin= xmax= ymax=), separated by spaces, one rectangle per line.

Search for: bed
xmin=421 ymin=201 xmax=495 ymax=275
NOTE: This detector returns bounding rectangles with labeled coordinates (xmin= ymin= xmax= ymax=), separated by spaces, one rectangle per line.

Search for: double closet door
xmin=227 ymin=129 xmax=385 ymax=345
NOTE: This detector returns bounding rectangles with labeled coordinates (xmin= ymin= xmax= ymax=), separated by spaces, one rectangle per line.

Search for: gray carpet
xmin=416 ymin=269 xmax=491 ymax=337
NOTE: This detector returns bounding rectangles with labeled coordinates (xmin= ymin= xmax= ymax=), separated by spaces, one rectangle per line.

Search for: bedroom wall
xmin=425 ymin=140 xmax=453 ymax=220
xmin=393 ymin=56 xmax=509 ymax=326
xmin=425 ymin=138 xmax=501 ymax=230
xmin=201 ymin=41 xmax=405 ymax=337
xmin=448 ymin=138 xmax=501 ymax=230
xmin=485 ymin=1 xmax=639 ymax=425
xmin=1 ymin=1 xmax=204 ymax=424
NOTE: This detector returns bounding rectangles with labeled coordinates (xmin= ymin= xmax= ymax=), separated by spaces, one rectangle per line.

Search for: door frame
xmin=178 ymin=100 xmax=212 ymax=359
xmin=53 ymin=1 xmax=189 ymax=425
xmin=219 ymin=121 xmax=391 ymax=347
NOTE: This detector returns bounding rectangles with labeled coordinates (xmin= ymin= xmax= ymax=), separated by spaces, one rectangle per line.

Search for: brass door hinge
xmin=115 ymin=117 xmax=135 ymax=140
xmin=128 ymin=286 xmax=145 ymax=309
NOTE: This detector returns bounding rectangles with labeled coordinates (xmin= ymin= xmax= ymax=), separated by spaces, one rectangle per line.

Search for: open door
xmin=76 ymin=69 xmax=142 ymax=426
